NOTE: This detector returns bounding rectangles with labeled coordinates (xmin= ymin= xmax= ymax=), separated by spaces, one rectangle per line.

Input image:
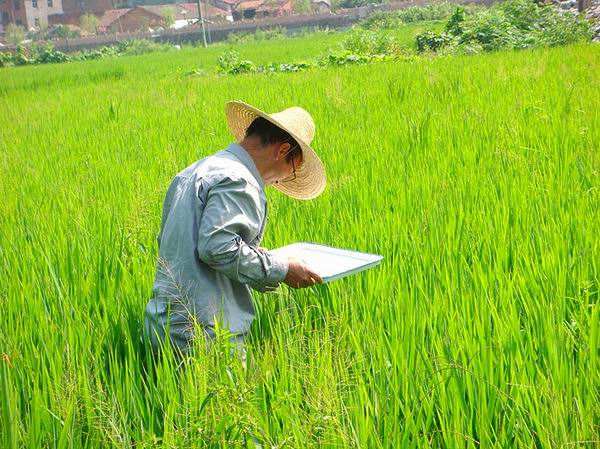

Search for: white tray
xmin=269 ymin=242 xmax=383 ymax=283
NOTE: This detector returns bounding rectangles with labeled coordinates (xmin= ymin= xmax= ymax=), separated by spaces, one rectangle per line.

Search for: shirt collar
xmin=224 ymin=142 xmax=265 ymax=191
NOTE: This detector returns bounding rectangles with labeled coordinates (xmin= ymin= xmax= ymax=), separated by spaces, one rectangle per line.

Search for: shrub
xmin=217 ymin=50 xmax=256 ymax=74
xmin=227 ymin=26 xmax=286 ymax=44
xmin=5 ymin=23 xmax=26 ymax=46
xmin=0 ymin=52 xmax=14 ymax=68
xmin=32 ymin=43 xmax=72 ymax=64
xmin=359 ymin=2 xmax=464 ymax=30
xmin=116 ymin=39 xmax=172 ymax=55
xmin=254 ymin=26 xmax=285 ymax=41
xmin=161 ymin=6 xmax=176 ymax=28
xmin=49 ymin=24 xmax=81 ymax=39
xmin=416 ymin=0 xmax=592 ymax=54
xmin=342 ymin=28 xmax=400 ymax=56
xmin=226 ymin=31 xmax=255 ymax=45
xmin=257 ymin=61 xmax=314 ymax=73
xmin=80 ymin=13 xmax=100 ymax=35
xmin=415 ymin=31 xmax=453 ymax=52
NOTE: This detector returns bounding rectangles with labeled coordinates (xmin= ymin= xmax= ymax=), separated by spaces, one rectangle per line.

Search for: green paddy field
xmin=0 ymin=25 xmax=598 ymax=448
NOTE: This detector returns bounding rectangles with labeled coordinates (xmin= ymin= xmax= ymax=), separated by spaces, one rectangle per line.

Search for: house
xmin=139 ymin=2 xmax=231 ymax=29
xmin=211 ymin=0 xmax=238 ymax=15
xmin=61 ymin=0 xmax=113 ymax=15
xmin=47 ymin=0 xmax=114 ymax=28
xmin=212 ymin=0 xmax=238 ymax=11
xmin=232 ymin=0 xmax=261 ymax=20
xmin=311 ymin=0 xmax=330 ymax=14
xmin=232 ymin=0 xmax=292 ymax=21
xmin=255 ymin=0 xmax=292 ymax=18
xmin=1 ymin=0 xmax=64 ymax=32
xmin=97 ymin=6 xmax=166 ymax=33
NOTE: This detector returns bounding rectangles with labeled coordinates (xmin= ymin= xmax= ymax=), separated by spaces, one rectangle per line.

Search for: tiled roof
xmin=256 ymin=0 xmax=292 ymax=11
xmin=236 ymin=0 xmax=264 ymax=10
xmin=98 ymin=8 xmax=131 ymax=29
xmin=140 ymin=3 xmax=229 ymax=19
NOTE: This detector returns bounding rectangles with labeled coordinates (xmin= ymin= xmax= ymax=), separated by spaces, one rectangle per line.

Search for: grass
xmin=0 ymin=23 xmax=598 ymax=449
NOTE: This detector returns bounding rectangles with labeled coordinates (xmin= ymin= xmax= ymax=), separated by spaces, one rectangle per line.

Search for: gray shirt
xmin=143 ymin=142 xmax=289 ymax=353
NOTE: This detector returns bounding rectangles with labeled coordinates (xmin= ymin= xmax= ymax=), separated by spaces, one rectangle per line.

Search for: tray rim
xmin=269 ymin=241 xmax=384 ymax=282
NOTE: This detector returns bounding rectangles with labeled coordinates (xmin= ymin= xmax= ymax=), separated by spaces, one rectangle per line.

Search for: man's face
xmin=273 ymin=142 xmax=303 ymax=183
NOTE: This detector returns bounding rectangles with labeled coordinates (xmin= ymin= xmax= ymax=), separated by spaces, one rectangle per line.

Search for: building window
xmin=34 ymin=17 xmax=39 ymax=27
xmin=14 ymin=0 xmax=20 ymax=10
xmin=48 ymin=0 xmax=53 ymax=6
xmin=32 ymin=0 xmax=37 ymax=8
xmin=1 ymin=12 xmax=9 ymax=25
xmin=16 ymin=18 xmax=23 ymax=25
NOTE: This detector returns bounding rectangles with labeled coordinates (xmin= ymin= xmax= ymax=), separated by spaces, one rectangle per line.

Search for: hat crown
xmin=270 ymin=107 xmax=315 ymax=144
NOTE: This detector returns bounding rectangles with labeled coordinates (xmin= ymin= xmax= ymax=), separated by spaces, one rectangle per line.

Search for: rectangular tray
xmin=269 ymin=242 xmax=383 ymax=283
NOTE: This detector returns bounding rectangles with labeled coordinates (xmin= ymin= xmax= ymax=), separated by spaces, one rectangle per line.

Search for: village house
xmin=94 ymin=2 xmax=230 ymax=33
xmin=47 ymin=0 xmax=112 ymax=27
xmin=139 ymin=2 xmax=231 ymax=28
xmin=210 ymin=0 xmax=237 ymax=16
xmin=1 ymin=0 xmax=64 ymax=32
xmin=311 ymin=0 xmax=330 ymax=14
xmin=97 ymin=6 xmax=165 ymax=33
xmin=1 ymin=0 xmax=326 ymax=35
xmin=232 ymin=0 xmax=293 ymax=21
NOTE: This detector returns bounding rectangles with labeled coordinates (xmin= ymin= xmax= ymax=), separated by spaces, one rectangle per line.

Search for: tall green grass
xmin=0 ymin=38 xmax=598 ymax=448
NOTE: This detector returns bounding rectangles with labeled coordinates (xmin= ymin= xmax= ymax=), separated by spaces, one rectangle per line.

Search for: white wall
xmin=24 ymin=0 xmax=64 ymax=29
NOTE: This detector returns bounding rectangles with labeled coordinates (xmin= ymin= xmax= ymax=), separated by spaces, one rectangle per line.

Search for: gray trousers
xmin=144 ymin=317 xmax=248 ymax=368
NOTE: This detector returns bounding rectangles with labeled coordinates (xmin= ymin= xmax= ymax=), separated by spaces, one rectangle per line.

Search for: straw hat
xmin=225 ymin=100 xmax=326 ymax=200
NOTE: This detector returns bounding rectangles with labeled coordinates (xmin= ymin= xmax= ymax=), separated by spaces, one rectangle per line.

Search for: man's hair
xmin=245 ymin=116 xmax=302 ymax=163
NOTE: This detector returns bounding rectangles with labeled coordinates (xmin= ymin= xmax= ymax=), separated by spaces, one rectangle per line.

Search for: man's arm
xmin=196 ymin=175 xmax=289 ymax=289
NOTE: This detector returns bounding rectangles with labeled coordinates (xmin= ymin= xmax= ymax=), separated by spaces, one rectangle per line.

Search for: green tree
xmin=80 ymin=13 xmax=99 ymax=35
xmin=293 ymin=0 xmax=311 ymax=14
xmin=5 ymin=23 xmax=26 ymax=45
xmin=161 ymin=6 xmax=176 ymax=28
xmin=329 ymin=0 xmax=342 ymax=12
xmin=138 ymin=16 xmax=151 ymax=31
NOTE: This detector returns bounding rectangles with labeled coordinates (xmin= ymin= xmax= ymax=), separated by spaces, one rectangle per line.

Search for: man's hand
xmin=284 ymin=257 xmax=323 ymax=289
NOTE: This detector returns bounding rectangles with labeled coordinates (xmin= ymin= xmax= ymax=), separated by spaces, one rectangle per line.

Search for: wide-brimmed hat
xmin=225 ymin=100 xmax=326 ymax=200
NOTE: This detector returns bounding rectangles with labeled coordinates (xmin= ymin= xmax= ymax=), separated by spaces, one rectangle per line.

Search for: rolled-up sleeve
xmin=196 ymin=176 xmax=289 ymax=289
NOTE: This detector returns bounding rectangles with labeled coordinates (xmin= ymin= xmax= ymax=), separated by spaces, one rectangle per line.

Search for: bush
xmin=415 ymin=30 xmax=453 ymax=52
xmin=415 ymin=0 xmax=592 ymax=54
xmin=0 ymin=52 xmax=13 ymax=68
xmin=0 ymin=38 xmax=174 ymax=70
xmin=254 ymin=26 xmax=285 ymax=41
xmin=115 ymin=39 xmax=172 ymax=55
xmin=359 ymin=2 xmax=465 ymax=30
xmin=80 ymin=13 xmax=100 ymax=35
xmin=226 ymin=31 xmax=254 ymax=45
xmin=342 ymin=28 xmax=400 ymax=56
xmin=217 ymin=50 xmax=256 ymax=74
xmin=226 ymin=26 xmax=286 ymax=45
xmin=32 ymin=43 xmax=71 ymax=64
xmin=49 ymin=24 xmax=81 ymax=39
xmin=257 ymin=61 xmax=314 ymax=73
xmin=5 ymin=23 xmax=26 ymax=46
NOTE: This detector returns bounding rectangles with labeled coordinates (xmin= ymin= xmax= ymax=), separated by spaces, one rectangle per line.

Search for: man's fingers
xmin=308 ymin=270 xmax=323 ymax=284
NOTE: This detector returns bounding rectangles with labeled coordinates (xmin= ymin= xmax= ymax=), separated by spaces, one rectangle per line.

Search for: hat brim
xmin=225 ymin=100 xmax=326 ymax=200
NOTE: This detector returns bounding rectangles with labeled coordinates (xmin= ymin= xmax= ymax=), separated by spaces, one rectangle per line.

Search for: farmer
xmin=143 ymin=100 xmax=326 ymax=366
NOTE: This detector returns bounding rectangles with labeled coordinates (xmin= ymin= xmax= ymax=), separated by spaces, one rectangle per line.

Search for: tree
xmin=138 ymin=16 xmax=150 ymax=32
xmin=5 ymin=23 xmax=26 ymax=45
xmin=80 ymin=13 xmax=99 ymax=35
xmin=329 ymin=0 xmax=342 ymax=12
xmin=293 ymin=0 xmax=311 ymax=14
xmin=51 ymin=24 xmax=80 ymax=39
xmin=161 ymin=6 xmax=176 ymax=28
